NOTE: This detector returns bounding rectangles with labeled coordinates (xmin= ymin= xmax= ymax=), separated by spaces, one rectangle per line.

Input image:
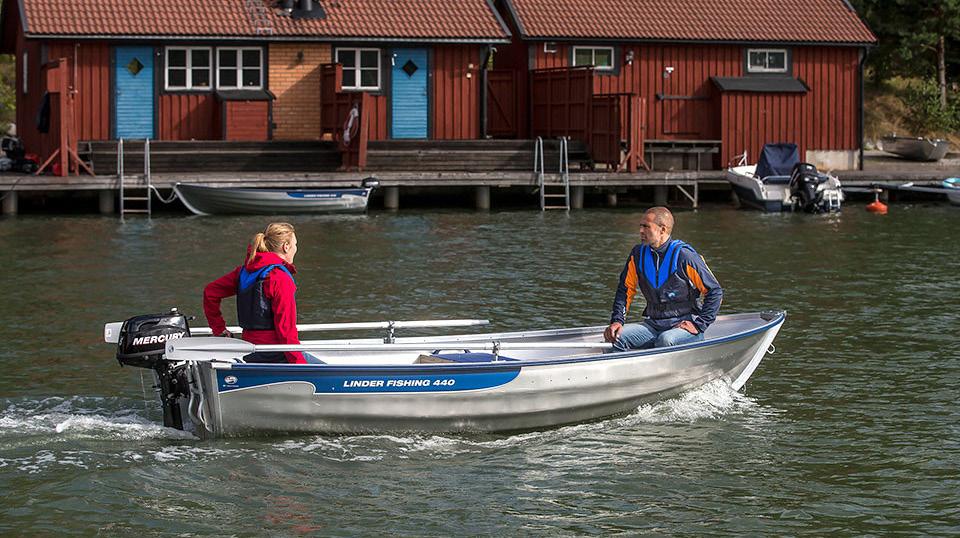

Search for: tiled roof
xmin=20 ymin=0 xmax=510 ymax=41
xmin=507 ymin=0 xmax=876 ymax=44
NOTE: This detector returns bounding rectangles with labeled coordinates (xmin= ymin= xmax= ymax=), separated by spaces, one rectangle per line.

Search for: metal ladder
xmin=537 ymin=136 xmax=570 ymax=210
xmin=244 ymin=0 xmax=274 ymax=35
xmin=118 ymin=138 xmax=152 ymax=219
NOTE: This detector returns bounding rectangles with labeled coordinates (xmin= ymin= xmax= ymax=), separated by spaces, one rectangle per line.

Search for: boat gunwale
xmin=223 ymin=310 xmax=786 ymax=375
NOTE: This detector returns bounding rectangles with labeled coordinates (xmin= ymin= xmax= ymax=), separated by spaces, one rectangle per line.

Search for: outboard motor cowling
xmin=116 ymin=311 xmax=191 ymax=369
xmin=790 ymin=162 xmax=828 ymax=213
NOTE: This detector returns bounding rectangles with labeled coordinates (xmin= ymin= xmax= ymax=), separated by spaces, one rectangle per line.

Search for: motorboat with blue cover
xmin=944 ymin=178 xmax=960 ymax=206
xmin=173 ymin=178 xmax=378 ymax=215
xmin=104 ymin=310 xmax=786 ymax=438
xmin=725 ymin=143 xmax=843 ymax=213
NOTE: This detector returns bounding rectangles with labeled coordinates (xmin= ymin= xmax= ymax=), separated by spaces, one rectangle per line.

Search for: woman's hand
xmin=218 ymin=329 xmax=234 ymax=338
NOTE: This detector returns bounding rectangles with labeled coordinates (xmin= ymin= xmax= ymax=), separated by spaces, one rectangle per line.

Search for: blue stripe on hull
xmin=219 ymin=368 xmax=520 ymax=393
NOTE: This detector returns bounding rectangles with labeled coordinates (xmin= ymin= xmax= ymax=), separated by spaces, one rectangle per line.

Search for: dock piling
xmin=475 ymin=186 xmax=490 ymax=210
xmin=2 ymin=191 xmax=17 ymax=216
xmin=384 ymin=186 xmax=399 ymax=210
xmin=99 ymin=190 xmax=115 ymax=215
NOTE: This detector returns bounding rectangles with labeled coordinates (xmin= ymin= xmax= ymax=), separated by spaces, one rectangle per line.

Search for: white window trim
xmin=747 ymin=48 xmax=789 ymax=73
xmin=336 ymin=48 xmax=381 ymax=91
xmin=572 ymin=46 xmax=615 ymax=71
xmin=216 ymin=47 xmax=263 ymax=90
xmin=164 ymin=46 xmax=212 ymax=91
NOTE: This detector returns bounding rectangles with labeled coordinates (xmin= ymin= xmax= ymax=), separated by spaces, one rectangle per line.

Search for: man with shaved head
xmin=604 ymin=207 xmax=723 ymax=351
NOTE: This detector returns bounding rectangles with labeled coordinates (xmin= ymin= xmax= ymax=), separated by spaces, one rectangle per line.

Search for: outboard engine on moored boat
xmin=115 ymin=310 xmax=193 ymax=430
xmin=789 ymin=162 xmax=844 ymax=213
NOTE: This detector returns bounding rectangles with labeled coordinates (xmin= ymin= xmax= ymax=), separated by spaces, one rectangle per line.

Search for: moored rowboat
xmin=106 ymin=311 xmax=786 ymax=438
xmin=879 ymin=135 xmax=950 ymax=162
xmin=173 ymin=179 xmax=377 ymax=215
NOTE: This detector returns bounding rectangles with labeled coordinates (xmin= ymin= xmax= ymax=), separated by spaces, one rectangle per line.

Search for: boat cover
xmin=756 ymin=143 xmax=799 ymax=179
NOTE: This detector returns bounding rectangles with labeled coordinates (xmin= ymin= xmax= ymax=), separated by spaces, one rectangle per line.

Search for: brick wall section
xmin=270 ymin=43 xmax=331 ymax=140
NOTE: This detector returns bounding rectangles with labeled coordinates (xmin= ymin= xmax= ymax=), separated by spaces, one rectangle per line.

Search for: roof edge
xmin=517 ymin=35 xmax=876 ymax=47
xmin=23 ymin=33 xmax=512 ymax=44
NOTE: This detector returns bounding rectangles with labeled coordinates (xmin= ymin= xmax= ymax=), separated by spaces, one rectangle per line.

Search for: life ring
xmin=342 ymin=105 xmax=360 ymax=147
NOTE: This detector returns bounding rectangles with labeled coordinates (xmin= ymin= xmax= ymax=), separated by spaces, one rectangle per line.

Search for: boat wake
xmin=273 ymin=380 xmax=770 ymax=461
xmin=0 ymin=395 xmax=195 ymax=442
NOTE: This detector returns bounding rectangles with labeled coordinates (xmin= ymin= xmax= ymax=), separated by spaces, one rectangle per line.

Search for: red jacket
xmin=203 ymin=251 xmax=305 ymax=364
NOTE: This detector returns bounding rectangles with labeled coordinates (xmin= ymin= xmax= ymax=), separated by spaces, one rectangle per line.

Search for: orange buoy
xmin=866 ymin=195 xmax=888 ymax=214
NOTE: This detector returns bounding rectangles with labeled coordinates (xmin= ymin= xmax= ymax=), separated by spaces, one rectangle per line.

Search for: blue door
xmin=391 ymin=48 xmax=428 ymax=139
xmin=114 ymin=46 xmax=155 ymax=139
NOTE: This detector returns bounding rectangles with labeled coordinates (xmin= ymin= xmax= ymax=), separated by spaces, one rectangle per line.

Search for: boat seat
xmin=414 ymin=352 xmax=518 ymax=364
xmin=761 ymin=175 xmax=791 ymax=185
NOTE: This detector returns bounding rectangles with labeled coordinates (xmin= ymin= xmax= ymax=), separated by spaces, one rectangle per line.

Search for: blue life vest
xmin=236 ymin=264 xmax=295 ymax=331
xmin=634 ymin=239 xmax=699 ymax=320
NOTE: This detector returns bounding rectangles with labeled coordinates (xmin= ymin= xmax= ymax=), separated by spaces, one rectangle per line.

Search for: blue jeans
xmin=613 ymin=321 xmax=704 ymax=352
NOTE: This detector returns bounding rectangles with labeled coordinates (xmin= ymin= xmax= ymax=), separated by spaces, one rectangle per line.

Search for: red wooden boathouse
xmin=490 ymin=0 xmax=876 ymax=170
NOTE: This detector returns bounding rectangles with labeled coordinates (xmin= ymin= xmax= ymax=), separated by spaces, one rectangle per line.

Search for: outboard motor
xmin=789 ymin=162 xmax=828 ymax=213
xmin=116 ymin=309 xmax=192 ymax=429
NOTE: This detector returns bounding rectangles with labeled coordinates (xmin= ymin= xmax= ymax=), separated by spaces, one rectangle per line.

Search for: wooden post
xmin=358 ymin=92 xmax=372 ymax=171
xmin=654 ymin=185 xmax=668 ymax=206
xmin=606 ymin=192 xmax=618 ymax=207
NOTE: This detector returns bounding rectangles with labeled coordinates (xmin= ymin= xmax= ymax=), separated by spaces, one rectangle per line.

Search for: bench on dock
xmin=645 ymin=140 xmax=721 ymax=171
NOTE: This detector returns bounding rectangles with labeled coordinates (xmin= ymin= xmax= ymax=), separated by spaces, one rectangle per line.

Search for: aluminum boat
xmin=173 ymin=178 xmax=377 ymax=215
xmin=105 ymin=311 xmax=785 ymax=438
xmin=879 ymin=135 xmax=950 ymax=162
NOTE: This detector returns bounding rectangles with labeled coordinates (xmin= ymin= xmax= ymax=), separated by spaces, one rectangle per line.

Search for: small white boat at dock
xmin=104 ymin=311 xmax=785 ymax=438
xmin=173 ymin=178 xmax=378 ymax=215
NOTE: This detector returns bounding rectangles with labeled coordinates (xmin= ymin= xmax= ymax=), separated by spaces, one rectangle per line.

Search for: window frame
xmin=571 ymin=46 xmax=615 ymax=71
xmin=164 ymin=46 xmax=213 ymax=91
xmin=22 ymin=51 xmax=27 ymax=95
xmin=216 ymin=47 xmax=264 ymax=90
xmin=335 ymin=47 xmax=382 ymax=91
xmin=746 ymin=48 xmax=789 ymax=74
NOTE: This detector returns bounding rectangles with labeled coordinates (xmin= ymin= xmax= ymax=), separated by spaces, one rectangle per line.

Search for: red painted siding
xmin=529 ymin=43 xmax=862 ymax=164
xmin=223 ymin=101 xmax=269 ymax=141
xmin=159 ymin=94 xmax=218 ymax=140
xmin=432 ymin=45 xmax=480 ymax=139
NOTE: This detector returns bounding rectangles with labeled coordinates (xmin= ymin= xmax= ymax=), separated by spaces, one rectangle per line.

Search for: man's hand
xmin=675 ymin=320 xmax=698 ymax=335
xmin=604 ymin=322 xmax=624 ymax=343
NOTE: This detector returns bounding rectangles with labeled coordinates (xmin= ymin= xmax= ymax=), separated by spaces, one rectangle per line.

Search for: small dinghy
xmin=726 ymin=143 xmax=843 ymax=213
xmin=880 ymin=135 xmax=950 ymax=162
xmin=173 ymin=178 xmax=378 ymax=215
xmin=103 ymin=311 xmax=785 ymax=438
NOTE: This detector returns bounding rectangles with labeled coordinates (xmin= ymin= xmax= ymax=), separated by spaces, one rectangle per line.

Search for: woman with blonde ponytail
xmin=203 ymin=223 xmax=305 ymax=364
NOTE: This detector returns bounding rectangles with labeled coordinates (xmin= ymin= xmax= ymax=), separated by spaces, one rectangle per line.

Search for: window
xmin=747 ymin=49 xmax=788 ymax=73
xmin=22 ymin=52 xmax=27 ymax=94
xmin=572 ymin=46 xmax=614 ymax=70
xmin=165 ymin=47 xmax=212 ymax=90
xmin=217 ymin=47 xmax=263 ymax=90
xmin=335 ymin=48 xmax=381 ymax=90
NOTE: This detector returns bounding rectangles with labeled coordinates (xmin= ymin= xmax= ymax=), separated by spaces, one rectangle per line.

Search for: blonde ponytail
xmin=247 ymin=223 xmax=296 ymax=264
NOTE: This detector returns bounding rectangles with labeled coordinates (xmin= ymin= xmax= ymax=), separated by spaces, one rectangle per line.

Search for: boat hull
xmin=173 ymin=183 xmax=372 ymax=215
xmin=725 ymin=167 xmax=791 ymax=212
xmin=880 ymin=136 xmax=950 ymax=162
xmin=182 ymin=312 xmax=785 ymax=437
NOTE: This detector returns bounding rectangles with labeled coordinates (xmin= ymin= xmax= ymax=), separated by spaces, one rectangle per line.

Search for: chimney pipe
xmin=281 ymin=0 xmax=294 ymax=10
xmin=299 ymin=0 xmax=313 ymax=12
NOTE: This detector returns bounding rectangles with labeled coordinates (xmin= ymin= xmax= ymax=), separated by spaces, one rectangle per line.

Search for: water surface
xmin=1 ymin=206 xmax=957 ymax=535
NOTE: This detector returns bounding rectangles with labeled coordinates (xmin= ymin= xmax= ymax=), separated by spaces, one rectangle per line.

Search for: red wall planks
xmin=432 ymin=45 xmax=480 ymax=140
xmin=222 ymin=101 xmax=268 ymax=141
xmin=528 ymin=42 xmax=862 ymax=163
xmin=159 ymin=94 xmax=218 ymax=140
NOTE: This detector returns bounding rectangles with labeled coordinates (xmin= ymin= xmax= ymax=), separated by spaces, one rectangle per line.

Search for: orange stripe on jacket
xmin=685 ymin=263 xmax=707 ymax=295
xmin=624 ymin=255 xmax=639 ymax=316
